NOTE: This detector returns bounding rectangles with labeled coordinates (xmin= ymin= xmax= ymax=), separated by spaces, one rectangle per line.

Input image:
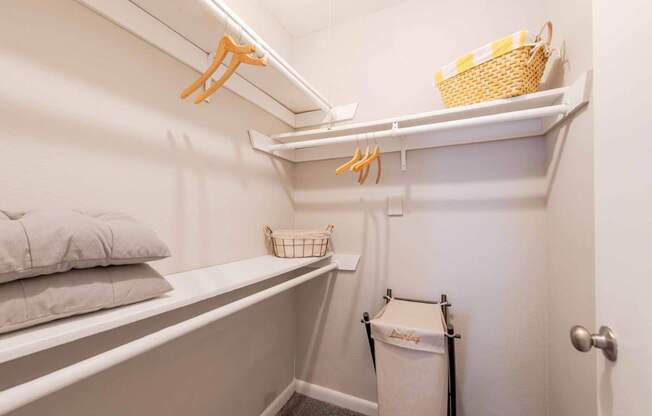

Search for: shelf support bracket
xmin=308 ymin=254 xmax=361 ymax=271
xmin=249 ymin=130 xmax=296 ymax=162
xmin=541 ymin=70 xmax=592 ymax=133
xmin=392 ymin=122 xmax=407 ymax=171
xmin=293 ymin=103 xmax=359 ymax=128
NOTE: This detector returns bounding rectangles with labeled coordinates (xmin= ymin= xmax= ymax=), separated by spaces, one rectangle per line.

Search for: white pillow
xmin=0 ymin=264 xmax=172 ymax=335
xmin=0 ymin=209 xmax=170 ymax=284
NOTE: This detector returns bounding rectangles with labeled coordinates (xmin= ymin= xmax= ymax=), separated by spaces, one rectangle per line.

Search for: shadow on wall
xmin=293 ymin=272 xmax=337 ymax=381
xmin=544 ymin=106 xmax=592 ymax=200
xmin=542 ymin=39 xmax=594 ymax=201
xmin=292 ymin=136 xmax=549 ymax=405
xmin=0 ymin=269 xmax=309 ymax=415
xmin=0 ymin=51 xmax=286 ymax=183
xmin=540 ymin=40 xmax=567 ymax=91
xmin=295 ymin=195 xmax=546 ymax=213
xmin=0 ymin=0 xmax=298 ymax=274
xmin=0 ymin=0 xmax=295 ymax=190
xmin=337 ymin=198 xmax=390 ymax=355
xmin=294 ymin=138 xmax=548 ymax=214
xmin=1 ymin=0 xmax=245 ymax=138
xmin=0 ymin=47 xmax=294 ymax=271
xmin=293 ymin=199 xmax=392 ymax=394
xmin=295 ymin=138 xmax=548 ymax=194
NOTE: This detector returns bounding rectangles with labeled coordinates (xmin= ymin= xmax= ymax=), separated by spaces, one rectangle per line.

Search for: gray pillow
xmin=0 ymin=264 xmax=173 ymax=335
xmin=0 ymin=209 xmax=170 ymax=284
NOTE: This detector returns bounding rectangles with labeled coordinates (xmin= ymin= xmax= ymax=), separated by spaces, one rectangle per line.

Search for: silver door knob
xmin=570 ymin=325 xmax=617 ymax=361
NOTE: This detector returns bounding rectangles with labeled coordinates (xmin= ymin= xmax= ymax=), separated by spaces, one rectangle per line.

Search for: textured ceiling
xmin=258 ymin=0 xmax=407 ymax=37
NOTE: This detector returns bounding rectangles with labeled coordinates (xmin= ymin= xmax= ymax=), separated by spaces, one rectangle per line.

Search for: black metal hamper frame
xmin=361 ymin=289 xmax=461 ymax=416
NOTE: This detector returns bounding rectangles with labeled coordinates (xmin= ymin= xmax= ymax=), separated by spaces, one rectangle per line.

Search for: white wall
xmin=0 ymin=1 xmax=600 ymax=415
xmin=294 ymin=143 xmax=549 ymax=415
xmin=0 ymin=0 xmax=295 ymax=275
xmin=0 ymin=1 xmax=297 ymax=414
xmin=292 ymin=0 xmax=546 ymax=119
xmin=541 ymin=1 xmax=597 ymax=415
xmin=291 ymin=1 xmax=551 ymax=415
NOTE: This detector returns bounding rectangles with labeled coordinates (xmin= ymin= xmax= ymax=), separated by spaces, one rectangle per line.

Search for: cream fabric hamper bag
xmin=371 ymin=299 xmax=448 ymax=416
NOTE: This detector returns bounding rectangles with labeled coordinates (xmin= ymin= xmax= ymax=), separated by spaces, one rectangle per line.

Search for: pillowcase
xmin=0 ymin=209 xmax=170 ymax=284
xmin=0 ymin=264 xmax=173 ymax=335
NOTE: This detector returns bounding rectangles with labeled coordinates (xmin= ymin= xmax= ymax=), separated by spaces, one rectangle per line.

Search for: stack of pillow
xmin=0 ymin=209 xmax=173 ymax=335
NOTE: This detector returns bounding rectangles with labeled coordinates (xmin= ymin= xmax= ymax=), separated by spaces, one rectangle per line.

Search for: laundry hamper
xmin=435 ymin=22 xmax=553 ymax=107
xmin=264 ymin=225 xmax=334 ymax=258
xmin=371 ymin=299 xmax=448 ymax=416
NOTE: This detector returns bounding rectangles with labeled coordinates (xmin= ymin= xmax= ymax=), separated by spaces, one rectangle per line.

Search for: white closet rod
xmin=204 ymin=0 xmax=334 ymax=114
xmin=0 ymin=262 xmax=338 ymax=415
xmin=268 ymin=104 xmax=569 ymax=151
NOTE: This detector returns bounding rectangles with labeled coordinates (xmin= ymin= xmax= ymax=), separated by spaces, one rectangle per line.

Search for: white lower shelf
xmin=0 ymin=253 xmax=356 ymax=365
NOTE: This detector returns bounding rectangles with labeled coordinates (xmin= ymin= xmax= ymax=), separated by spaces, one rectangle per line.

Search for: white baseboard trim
xmin=260 ymin=380 xmax=297 ymax=416
xmin=259 ymin=379 xmax=378 ymax=416
xmin=294 ymin=379 xmax=378 ymax=416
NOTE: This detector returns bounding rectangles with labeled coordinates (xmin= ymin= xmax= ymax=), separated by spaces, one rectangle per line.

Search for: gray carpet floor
xmin=276 ymin=393 xmax=365 ymax=416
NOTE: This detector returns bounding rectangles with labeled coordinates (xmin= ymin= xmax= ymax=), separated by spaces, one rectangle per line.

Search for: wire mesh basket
xmin=264 ymin=225 xmax=334 ymax=258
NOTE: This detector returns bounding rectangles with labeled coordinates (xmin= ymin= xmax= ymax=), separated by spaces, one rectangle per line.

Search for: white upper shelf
xmin=75 ymin=0 xmax=355 ymax=128
xmin=250 ymin=72 xmax=591 ymax=163
xmin=0 ymin=253 xmax=360 ymax=365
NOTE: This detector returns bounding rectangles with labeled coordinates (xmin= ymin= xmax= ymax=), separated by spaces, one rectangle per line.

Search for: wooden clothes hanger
xmin=374 ymin=152 xmax=382 ymax=184
xmin=335 ymin=146 xmax=361 ymax=175
xmin=194 ymin=52 xmax=267 ymax=103
xmin=357 ymin=146 xmax=380 ymax=170
xmin=358 ymin=164 xmax=370 ymax=184
xmin=180 ymin=35 xmax=255 ymax=99
xmin=331 ymin=135 xmax=382 ymax=185
xmin=353 ymin=143 xmax=373 ymax=184
xmin=358 ymin=146 xmax=381 ymax=185
xmin=351 ymin=144 xmax=371 ymax=172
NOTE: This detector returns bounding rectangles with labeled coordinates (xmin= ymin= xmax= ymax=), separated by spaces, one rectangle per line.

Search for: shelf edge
xmin=0 ymin=254 xmax=336 ymax=364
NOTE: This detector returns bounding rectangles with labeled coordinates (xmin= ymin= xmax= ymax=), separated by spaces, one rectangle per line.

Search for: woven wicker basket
xmin=264 ymin=225 xmax=334 ymax=258
xmin=437 ymin=22 xmax=553 ymax=108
